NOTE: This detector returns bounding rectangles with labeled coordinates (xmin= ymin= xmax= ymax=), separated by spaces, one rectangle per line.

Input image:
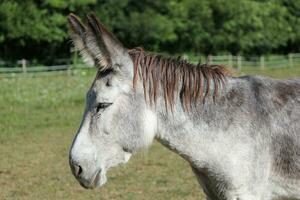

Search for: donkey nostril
xmin=72 ymin=163 xmax=83 ymax=177
xmin=76 ymin=164 xmax=83 ymax=177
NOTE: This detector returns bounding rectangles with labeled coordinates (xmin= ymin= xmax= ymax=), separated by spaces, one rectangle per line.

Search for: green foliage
xmin=0 ymin=0 xmax=299 ymax=64
xmin=0 ymin=0 xmax=97 ymax=63
xmin=207 ymin=0 xmax=292 ymax=54
xmin=278 ymin=0 xmax=300 ymax=52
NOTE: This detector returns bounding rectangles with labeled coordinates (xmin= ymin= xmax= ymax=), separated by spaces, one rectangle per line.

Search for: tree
xmin=0 ymin=0 xmax=299 ymax=64
xmin=278 ymin=0 xmax=300 ymax=53
xmin=207 ymin=0 xmax=292 ymax=54
xmin=0 ymin=0 xmax=96 ymax=64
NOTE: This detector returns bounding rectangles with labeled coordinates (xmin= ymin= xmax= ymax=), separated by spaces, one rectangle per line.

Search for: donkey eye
xmin=122 ymin=147 xmax=131 ymax=153
xmin=106 ymin=80 xmax=111 ymax=87
xmin=96 ymin=102 xmax=112 ymax=112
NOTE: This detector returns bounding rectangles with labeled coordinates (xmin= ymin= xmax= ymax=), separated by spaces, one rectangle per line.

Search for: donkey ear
xmin=68 ymin=13 xmax=126 ymax=70
xmin=68 ymin=13 xmax=97 ymax=67
xmin=86 ymin=14 xmax=125 ymax=58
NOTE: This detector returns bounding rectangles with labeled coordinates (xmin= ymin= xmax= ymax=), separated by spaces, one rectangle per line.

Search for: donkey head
xmin=68 ymin=14 xmax=157 ymax=189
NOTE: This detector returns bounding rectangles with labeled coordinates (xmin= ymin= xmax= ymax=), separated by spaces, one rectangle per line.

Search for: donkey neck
xmin=129 ymin=49 xmax=238 ymax=165
xmin=155 ymin=103 xmax=215 ymax=166
xmin=154 ymin=76 xmax=248 ymax=167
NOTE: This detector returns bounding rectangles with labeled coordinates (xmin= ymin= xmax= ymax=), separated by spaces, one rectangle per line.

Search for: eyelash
xmin=96 ymin=103 xmax=112 ymax=113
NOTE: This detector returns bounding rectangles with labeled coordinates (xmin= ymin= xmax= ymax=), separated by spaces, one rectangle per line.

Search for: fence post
xmin=72 ymin=49 xmax=78 ymax=67
xmin=288 ymin=53 xmax=294 ymax=68
xmin=21 ymin=59 xmax=27 ymax=74
xmin=207 ymin=54 xmax=212 ymax=64
xmin=237 ymin=55 xmax=242 ymax=71
xmin=228 ymin=54 xmax=232 ymax=67
xmin=67 ymin=64 xmax=72 ymax=76
xmin=260 ymin=56 xmax=265 ymax=70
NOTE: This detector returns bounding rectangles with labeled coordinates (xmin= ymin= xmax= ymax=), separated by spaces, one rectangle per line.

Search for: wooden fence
xmin=0 ymin=64 xmax=93 ymax=78
xmin=0 ymin=53 xmax=300 ymax=78
xmin=206 ymin=53 xmax=300 ymax=70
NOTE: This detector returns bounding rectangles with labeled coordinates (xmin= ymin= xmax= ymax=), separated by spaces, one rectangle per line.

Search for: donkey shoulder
xmin=237 ymin=75 xmax=300 ymax=99
xmin=234 ymin=75 xmax=300 ymax=114
xmin=242 ymin=76 xmax=300 ymax=180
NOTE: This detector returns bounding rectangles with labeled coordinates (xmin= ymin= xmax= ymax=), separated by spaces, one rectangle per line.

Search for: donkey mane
xmin=128 ymin=48 xmax=230 ymax=112
xmin=67 ymin=13 xmax=229 ymax=112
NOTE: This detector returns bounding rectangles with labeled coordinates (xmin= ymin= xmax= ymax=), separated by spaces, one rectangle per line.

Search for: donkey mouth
xmin=79 ymin=169 xmax=107 ymax=189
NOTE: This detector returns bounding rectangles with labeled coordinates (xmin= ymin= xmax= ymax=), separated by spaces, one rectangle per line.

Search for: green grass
xmin=236 ymin=65 xmax=300 ymax=79
xmin=0 ymin=69 xmax=202 ymax=200
xmin=1 ymin=66 xmax=300 ymax=200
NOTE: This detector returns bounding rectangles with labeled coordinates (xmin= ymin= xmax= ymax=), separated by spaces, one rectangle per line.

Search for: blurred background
xmin=0 ymin=0 xmax=300 ymax=200
xmin=0 ymin=0 xmax=300 ymax=66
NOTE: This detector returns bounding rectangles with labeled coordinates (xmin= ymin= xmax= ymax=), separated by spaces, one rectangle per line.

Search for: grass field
xmin=1 ymin=66 xmax=300 ymax=200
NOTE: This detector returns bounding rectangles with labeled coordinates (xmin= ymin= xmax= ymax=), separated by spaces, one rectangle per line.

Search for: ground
xmin=1 ymin=66 xmax=300 ymax=200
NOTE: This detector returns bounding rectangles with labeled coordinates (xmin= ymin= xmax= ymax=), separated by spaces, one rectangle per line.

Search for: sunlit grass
xmin=236 ymin=65 xmax=300 ymax=79
xmin=0 ymin=70 xmax=202 ymax=200
xmin=0 ymin=66 xmax=300 ymax=200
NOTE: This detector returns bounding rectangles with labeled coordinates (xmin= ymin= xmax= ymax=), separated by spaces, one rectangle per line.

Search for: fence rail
xmin=1 ymin=53 xmax=300 ymax=78
xmin=0 ymin=64 xmax=94 ymax=78
xmin=207 ymin=53 xmax=300 ymax=70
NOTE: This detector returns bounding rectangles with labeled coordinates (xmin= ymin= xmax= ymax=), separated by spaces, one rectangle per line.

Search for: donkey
xmin=67 ymin=13 xmax=300 ymax=200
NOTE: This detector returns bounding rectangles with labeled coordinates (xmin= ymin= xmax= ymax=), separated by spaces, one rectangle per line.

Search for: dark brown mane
xmin=128 ymin=48 xmax=230 ymax=112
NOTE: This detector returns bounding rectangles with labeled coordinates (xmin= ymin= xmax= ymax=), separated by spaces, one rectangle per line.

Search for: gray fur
xmin=68 ymin=14 xmax=300 ymax=200
xmin=155 ymin=76 xmax=300 ymax=200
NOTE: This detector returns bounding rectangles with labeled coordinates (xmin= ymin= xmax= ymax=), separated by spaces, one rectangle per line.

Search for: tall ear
xmin=68 ymin=13 xmax=126 ymax=71
xmin=68 ymin=13 xmax=97 ymax=67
